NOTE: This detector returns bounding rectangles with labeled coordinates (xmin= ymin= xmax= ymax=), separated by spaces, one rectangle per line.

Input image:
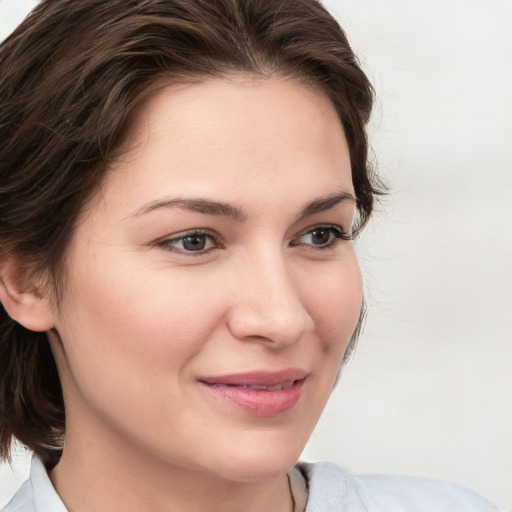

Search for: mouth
xmin=224 ymin=381 xmax=296 ymax=391
xmin=197 ymin=369 xmax=307 ymax=417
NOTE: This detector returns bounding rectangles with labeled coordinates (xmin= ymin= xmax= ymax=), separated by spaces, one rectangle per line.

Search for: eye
xmin=292 ymin=225 xmax=351 ymax=249
xmin=156 ymin=230 xmax=219 ymax=255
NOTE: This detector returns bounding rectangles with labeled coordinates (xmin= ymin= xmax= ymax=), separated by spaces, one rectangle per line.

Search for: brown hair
xmin=0 ymin=0 xmax=382 ymax=462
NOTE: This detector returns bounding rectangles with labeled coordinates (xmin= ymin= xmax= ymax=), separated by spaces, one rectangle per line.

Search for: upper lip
xmin=198 ymin=368 xmax=308 ymax=386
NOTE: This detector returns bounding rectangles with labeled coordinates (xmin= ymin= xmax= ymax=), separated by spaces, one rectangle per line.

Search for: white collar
xmin=26 ymin=456 xmax=67 ymax=512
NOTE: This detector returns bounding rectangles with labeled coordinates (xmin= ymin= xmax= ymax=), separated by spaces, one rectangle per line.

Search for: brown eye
xmin=309 ymin=228 xmax=331 ymax=245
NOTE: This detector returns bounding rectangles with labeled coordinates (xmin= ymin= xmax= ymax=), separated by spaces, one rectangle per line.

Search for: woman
xmin=0 ymin=1 xmax=503 ymax=511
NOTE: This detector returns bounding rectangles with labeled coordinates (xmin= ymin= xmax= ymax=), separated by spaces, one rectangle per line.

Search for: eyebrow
xmin=133 ymin=197 xmax=246 ymax=220
xmin=131 ymin=191 xmax=356 ymax=221
xmin=297 ymin=191 xmax=356 ymax=221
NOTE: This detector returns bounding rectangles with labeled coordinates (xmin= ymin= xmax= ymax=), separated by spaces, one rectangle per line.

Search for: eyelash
xmin=156 ymin=224 xmax=351 ymax=256
xmin=292 ymin=224 xmax=352 ymax=250
xmin=156 ymin=229 xmax=221 ymax=257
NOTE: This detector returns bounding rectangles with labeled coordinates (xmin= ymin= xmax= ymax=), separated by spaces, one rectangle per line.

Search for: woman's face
xmin=48 ymin=77 xmax=362 ymax=482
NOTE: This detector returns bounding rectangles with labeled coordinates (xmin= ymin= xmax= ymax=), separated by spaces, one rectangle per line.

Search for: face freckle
xmin=48 ymin=76 xmax=363 ymax=483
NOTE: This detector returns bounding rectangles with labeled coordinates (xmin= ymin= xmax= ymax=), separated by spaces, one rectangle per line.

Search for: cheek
xmin=302 ymin=256 xmax=362 ymax=355
xmin=51 ymin=262 xmax=230 ymax=449
xmin=54 ymin=256 xmax=225 ymax=390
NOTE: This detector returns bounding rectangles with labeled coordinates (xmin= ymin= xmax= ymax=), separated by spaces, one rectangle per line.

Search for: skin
xmin=7 ymin=77 xmax=363 ymax=512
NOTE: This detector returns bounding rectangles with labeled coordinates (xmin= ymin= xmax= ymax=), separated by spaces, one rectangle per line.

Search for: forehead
xmin=126 ymin=76 xmax=344 ymax=147
xmin=96 ymin=76 xmax=352 ymax=216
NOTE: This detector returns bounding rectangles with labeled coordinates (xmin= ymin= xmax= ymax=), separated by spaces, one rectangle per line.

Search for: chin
xmin=209 ymin=437 xmax=304 ymax=483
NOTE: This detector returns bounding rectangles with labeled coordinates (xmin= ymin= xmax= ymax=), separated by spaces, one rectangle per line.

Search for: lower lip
xmin=199 ymin=379 xmax=305 ymax=417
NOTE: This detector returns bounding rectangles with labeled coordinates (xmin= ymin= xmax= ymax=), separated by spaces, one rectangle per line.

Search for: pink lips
xmin=198 ymin=369 xmax=307 ymax=417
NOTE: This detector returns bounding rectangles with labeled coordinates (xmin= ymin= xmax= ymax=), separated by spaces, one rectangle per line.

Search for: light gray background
xmin=0 ymin=0 xmax=510 ymax=509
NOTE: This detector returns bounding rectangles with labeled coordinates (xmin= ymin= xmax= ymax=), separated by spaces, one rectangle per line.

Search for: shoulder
xmin=299 ymin=461 xmax=503 ymax=512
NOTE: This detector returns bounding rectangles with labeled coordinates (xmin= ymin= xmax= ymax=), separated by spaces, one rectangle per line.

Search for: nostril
xmin=226 ymin=259 xmax=312 ymax=344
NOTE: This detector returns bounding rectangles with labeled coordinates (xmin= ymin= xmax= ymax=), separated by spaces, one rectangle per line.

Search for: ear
xmin=0 ymin=254 xmax=56 ymax=332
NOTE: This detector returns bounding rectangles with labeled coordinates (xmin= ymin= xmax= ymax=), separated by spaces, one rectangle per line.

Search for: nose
xmin=226 ymin=249 xmax=314 ymax=347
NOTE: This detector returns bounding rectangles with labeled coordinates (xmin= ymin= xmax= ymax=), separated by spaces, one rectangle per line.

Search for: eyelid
xmin=153 ymin=223 xmax=351 ymax=256
xmin=291 ymin=224 xmax=352 ymax=248
xmin=155 ymin=228 xmax=223 ymax=256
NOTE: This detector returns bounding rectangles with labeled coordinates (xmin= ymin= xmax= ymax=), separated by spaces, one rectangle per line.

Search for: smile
xmin=198 ymin=369 xmax=307 ymax=417
xmin=234 ymin=381 xmax=295 ymax=391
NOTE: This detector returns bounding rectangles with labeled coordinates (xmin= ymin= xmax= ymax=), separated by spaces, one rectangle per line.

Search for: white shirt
xmin=2 ymin=456 xmax=503 ymax=512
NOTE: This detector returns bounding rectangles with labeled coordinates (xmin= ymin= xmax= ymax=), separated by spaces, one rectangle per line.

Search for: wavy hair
xmin=0 ymin=0 xmax=383 ymax=462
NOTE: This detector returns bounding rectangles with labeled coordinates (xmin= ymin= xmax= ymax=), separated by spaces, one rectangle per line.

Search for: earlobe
xmin=0 ymin=256 xmax=56 ymax=332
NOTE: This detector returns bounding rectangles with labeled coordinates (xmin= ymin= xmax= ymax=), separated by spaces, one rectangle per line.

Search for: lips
xmin=234 ymin=381 xmax=295 ymax=391
xmin=198 ymin=369 xmax=307 ymax=417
